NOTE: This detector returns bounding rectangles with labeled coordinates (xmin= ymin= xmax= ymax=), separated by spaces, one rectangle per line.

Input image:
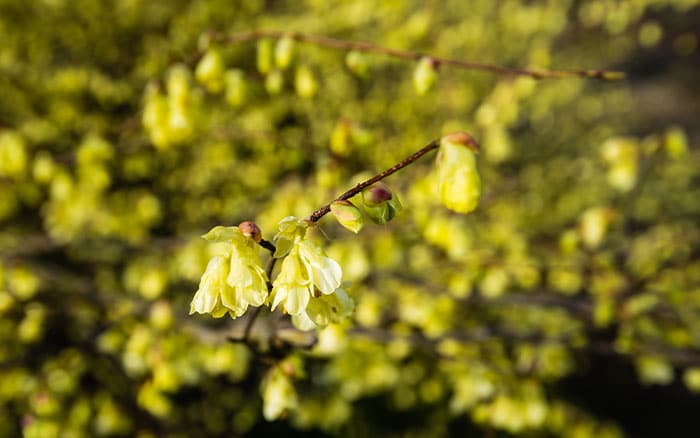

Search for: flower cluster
xmin=269 ymin=217 xmax=344 ymax=323
xmin=189 ymin=225 xmax=268 ymax=318
xmin=190 ymin=217 xmax=346 ymax=330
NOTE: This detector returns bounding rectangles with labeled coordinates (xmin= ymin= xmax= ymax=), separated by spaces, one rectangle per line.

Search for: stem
xmin=306 ymin=138 xmax=441 ymax=223
xmin=241 ymin=239 xmax=277 ymax=341
xmin=207 ymin=30 xmax=624 ymax=81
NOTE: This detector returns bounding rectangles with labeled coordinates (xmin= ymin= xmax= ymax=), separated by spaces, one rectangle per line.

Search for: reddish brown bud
xmin=238 ymin=221 xmax=262 ymax=243
xmin=442 ymin=131 xmax=480 ymax=154
xmin=363 ymin=182 xmax=393 ymax=206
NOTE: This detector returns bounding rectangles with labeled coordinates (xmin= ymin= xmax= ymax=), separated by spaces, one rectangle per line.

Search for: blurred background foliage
xmin=1 ymin=0 xmax=699 ymax=436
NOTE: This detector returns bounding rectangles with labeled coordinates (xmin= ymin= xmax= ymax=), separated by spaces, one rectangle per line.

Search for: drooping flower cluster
xmin=190 ymin=217 xmax=347 ymax=330
xmin=189 ymin=225 xmax=268 ymax=318
xmin=436 ymin=131 xmax=482 ymax=214
xmin=269 ymin=217 xmax=343 ymax=322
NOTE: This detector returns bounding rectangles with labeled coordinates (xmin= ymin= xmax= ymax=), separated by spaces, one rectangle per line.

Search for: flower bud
xmin=413 ymin=57 xmax=438 ymax=95
xmin=436 ymin=132 xmax=481 ymax=214
xmin=262 ymin=367 xmax=298 ymax=421
xmin=294 ymin=65 xmax=317 ymax=98
xmin=275 ymin=35 xmax=295 ymax=70
xmin=330 ymin=200 xmax=364 ymax=233
xmin=224 ymin=69 xmax=247 ymax=107
xmin=362 ymin=183 xmax=393 ymax=206
xmin=664 ymin=126 xmax=688 ymax=159
xmin=265 ymin=69 xmax=284 ymax=95
xmin=361 ymin=183 xmax=402 ymax=225
xmin=32 ymin=151 xmax=55 ymax=184
xmin=330 ymin=119 xmax=351 ymax=156
xmin=238 ymin=221 xmax=262 ymax=243
xmin=256 ymin=38 xmax=274 ymax=74
xmin=195 ymin=48 xmax=224 ymax=93
xmin=345 ymin=50 xmax=370 ymax=79
xmin=579 ymin=207 xmax=616 ymax=249
xmin=149 ymin=300 xmax=173 ymax=331
xmin=600 ymin=138 xmax=638 ymax=192
xmin=0 ymin=131 xmax=27 ymax=179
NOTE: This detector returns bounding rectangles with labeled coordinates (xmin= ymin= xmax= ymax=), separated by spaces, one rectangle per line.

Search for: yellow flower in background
xmin=270 ymin=217 xmax=342 ymax=315
xmin=436 ymin=132 xmax=481 ymax=214
xmin=262 ymin=365 xmax=298 ymax=421
xmin=190 ymin=225 xmax=268 ymax=318
xmin=579 ymin=207 xmax=616 ymax=250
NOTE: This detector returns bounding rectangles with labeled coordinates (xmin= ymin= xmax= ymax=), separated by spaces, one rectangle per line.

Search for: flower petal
xmin=291 ymin=311 xmax=316 ymax=331
xmin=298 ymin=241 xmax=342 ymax=294
xmin=190 ymin=287 xmax=218 ymax=314
xmin=220 ymin=283 xmax=247 ymax=317
xmin=285 ymin=286 xmax=311 ymax=315
xmin=269 ymin=285 xmax=288 ymax=311
xmin=306 ymin=298 xmax=331 ymax=327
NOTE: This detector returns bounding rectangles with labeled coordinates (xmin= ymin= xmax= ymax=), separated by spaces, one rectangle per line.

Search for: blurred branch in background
xmin=206 ymin=30 xmax=626 ymax=80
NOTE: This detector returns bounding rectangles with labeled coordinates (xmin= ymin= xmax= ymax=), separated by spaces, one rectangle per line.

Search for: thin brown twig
xmin=306 ymin=137 xmax=443 ymax=223
xmin=206 ymin=30 xmax=625 ymax=81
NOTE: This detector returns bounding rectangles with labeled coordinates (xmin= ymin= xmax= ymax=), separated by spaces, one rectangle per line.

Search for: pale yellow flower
xmin=436 ymin=132 xmax=481 ymax=214
xmin=190 ymin=225 xmax=268 ymax=318
xmin=270 ymin=217 xmax=342 ymax=316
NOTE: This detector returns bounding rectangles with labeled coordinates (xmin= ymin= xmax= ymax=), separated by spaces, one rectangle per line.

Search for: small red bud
xmin=442 ymin=131 xmax=480 ymax=154
xmin=238 ymin=221 xmax=262 ymax=242
xmin=364 ymin=183 xmax=393 ymax=206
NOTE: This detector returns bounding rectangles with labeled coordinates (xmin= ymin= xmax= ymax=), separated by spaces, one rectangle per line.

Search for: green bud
xmin=149 ymin=301 xmax=173 ymax=331
xmin=664 ymin=126 xmax=688 ymax=159
xmin=166 ymin=65 xmax=191 ymax=105
xmin=683 ymin=368 xmax=700 ymax=393
xmin=0 ymin=131 xmax=27 ymax=179
xmin=413 ymin=57 xmax=438 ymax=95
xmin=195 ymin=48 xmax=225 ymax=93
xmin=579 ymin=206 xmax=615 ymax=249
xmin=345 ymin=50 xmax=370 ymax=78
xmin=350 ymin=125 xmax=374 ymax=147
xmin=361 ymin=183 xmax=402 ymax=225
xmin=224 ymin=69 xmax=247 ymax=107
xmin=330 ymin=200 xmax=364 ymax=233
xmin=294 ymin=65 xmax=317 ymax=98
xmin=32 ymin=151 xmax=55 ymax=184
xmin=330 ymin=119 xmax=351 ymax=156
xmin=275 ymin=35 xmax=295 ymax=70
xmin=437 ymin=132 xmax=481 ymax=214
xmin=256 ymin=38 xmax=274 ymax=74
xmin=265 ymin=69 xmax=284 ymax=95
xmin=600 ymin=137 xmax=638 ymax=192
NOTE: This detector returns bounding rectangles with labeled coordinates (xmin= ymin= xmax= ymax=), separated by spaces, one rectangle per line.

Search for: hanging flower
xmin=436 ymin=132 xmax=481 ymax=214
xmin=262 ymin=364 xmax=298 ymax=421
xmin=270 ymin=217 xmax=342 ymax=316
xmin=189 ymin=255 xmax=232 ymax=318
xmin=190 ymin=225 xmax=268 ymax=318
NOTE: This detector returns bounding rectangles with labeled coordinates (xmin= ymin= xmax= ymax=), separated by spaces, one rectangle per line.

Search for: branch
xmin=207 ymin=30 xmax=625 ymax=81
xmin=306 ymin=137 xmax=441 ymax=223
